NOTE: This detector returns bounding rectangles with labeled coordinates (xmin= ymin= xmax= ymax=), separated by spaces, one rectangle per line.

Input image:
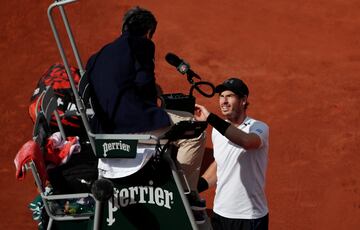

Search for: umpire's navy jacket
xmin=86 ymin=32 xmax=171 ymax=134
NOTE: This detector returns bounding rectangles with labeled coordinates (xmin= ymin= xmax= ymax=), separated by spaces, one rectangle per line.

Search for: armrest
xmin=160 ymin=121 xmax=207 ymax=141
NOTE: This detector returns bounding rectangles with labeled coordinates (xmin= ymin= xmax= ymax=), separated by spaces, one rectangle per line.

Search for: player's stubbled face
xmin=219 ymin=90 xmax=243 ymax=119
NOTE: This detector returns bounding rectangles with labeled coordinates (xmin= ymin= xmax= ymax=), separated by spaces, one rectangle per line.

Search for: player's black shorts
xmin=211 ymin=212 xmax=269 ymax=230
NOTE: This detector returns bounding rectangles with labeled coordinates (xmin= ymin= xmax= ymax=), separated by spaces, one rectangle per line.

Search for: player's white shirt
xmin=212 ymin=116 xmax=269 ymax=219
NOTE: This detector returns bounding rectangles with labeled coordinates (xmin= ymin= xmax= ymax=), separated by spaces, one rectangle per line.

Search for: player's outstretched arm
xmin=195 ymin=104 xmax=261 ymax=150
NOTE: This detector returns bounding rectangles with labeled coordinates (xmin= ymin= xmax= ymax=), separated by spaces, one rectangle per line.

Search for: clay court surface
xmin=1 ymin=0 xmax=360 ymax=229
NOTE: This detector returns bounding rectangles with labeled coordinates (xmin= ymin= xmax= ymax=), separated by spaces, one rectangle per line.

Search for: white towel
xmin=97 ymin=144 xmax=156 ymax=178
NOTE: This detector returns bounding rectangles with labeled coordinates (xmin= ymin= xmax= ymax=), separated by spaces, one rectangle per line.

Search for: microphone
xmin=165 ymin=53 xmax=200 ymax=79
xmin=91 ymin=178 xmax=114 ymax=202
xmin=91 ymin=178 xmax=114 ymax=229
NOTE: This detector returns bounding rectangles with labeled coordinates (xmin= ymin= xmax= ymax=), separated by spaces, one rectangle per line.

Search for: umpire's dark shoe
xmin=187 ymin=191 xmax=206 ymax=211
xmin=192 ymin=210 xmax=206 ymax=225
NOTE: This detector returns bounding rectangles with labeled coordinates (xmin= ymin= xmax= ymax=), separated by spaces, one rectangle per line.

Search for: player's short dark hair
xmin=122 ymin=6 xmax=157 ymax=38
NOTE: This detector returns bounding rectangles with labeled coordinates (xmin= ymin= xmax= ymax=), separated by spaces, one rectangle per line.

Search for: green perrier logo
xmin=95 ymin=139 xmax=138 ymax=158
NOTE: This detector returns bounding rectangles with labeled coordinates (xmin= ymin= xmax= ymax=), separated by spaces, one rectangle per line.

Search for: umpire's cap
xmin=215 ymin=78 xmax=249 ymax=97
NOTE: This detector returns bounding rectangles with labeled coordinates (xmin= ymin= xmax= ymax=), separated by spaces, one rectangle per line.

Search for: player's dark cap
xmin=215 ymin=77 xmax=249 ymax=97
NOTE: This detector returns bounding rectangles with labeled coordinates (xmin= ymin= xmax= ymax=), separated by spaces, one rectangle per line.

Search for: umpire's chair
xmin=42 ymin=0 xmax=212 ymax=229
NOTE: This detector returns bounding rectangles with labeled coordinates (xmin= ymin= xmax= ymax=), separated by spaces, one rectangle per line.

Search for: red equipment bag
xmin=29 ymin=63 xmax=82 ymax=130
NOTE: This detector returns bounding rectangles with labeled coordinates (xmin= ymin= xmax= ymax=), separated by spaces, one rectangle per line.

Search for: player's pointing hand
xmin=194 ymin=104 xmax=210 ymax=121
